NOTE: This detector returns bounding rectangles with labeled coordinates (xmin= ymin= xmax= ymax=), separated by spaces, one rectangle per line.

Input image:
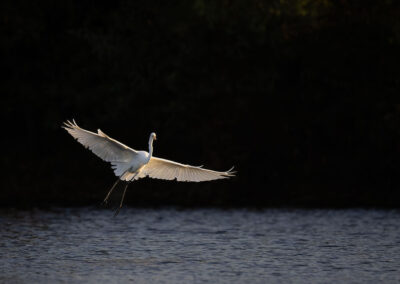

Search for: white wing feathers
xmin=138 ymin=157 xmax=235 ymax=182
xmin=63 ymin=120 xmax=235 ymax=182
xmin=62 ymin=120 xmax=139 ymax=176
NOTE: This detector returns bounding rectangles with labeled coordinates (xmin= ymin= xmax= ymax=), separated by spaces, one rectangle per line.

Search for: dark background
xmin=2 ymin=0 xmax=400 ymax=208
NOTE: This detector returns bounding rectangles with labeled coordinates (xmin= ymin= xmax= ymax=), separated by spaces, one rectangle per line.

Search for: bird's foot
xmin=113 ymin=207 xmax=122 ymax=217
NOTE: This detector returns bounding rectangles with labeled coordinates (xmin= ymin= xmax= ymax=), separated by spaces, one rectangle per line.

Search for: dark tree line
xmin=1 ymin=0 xmax=400 ymax=207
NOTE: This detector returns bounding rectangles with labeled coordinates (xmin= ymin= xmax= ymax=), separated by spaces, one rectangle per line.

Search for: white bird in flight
xmin=63 ymin=120 xmax=235 ymax=215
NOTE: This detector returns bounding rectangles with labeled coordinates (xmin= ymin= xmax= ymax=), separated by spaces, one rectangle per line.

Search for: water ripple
xmin=0 ymin=208 xmax=400 ymax=283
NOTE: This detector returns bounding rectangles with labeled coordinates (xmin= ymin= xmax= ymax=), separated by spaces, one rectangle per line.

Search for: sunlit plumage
xmin=62 ymin=120 xmax=235 ymax=215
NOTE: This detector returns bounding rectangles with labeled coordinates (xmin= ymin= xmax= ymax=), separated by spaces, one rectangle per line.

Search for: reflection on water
xmin=0 ymin=208 xmax=400 ymax=283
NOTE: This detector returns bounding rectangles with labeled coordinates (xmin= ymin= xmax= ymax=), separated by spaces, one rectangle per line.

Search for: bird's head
xmin=151 ymin=132 xmax=157 ymax=141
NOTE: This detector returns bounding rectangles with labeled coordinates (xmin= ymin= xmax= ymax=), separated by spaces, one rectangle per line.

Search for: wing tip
xmin=224 ymin=166 xmax=236 ymax=177
xmin=62 ymin=119 xmax=78 ymax=130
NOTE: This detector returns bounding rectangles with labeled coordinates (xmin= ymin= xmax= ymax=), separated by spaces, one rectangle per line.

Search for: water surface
xmin=1 ymin=208 xmax=399 ymax=283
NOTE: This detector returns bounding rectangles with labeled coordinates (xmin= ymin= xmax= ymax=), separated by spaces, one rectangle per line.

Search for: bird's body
xmin=119 ymin=150 xmax=149 ymax=179
xmin=63 ymin=120 xmax=235 ymax=215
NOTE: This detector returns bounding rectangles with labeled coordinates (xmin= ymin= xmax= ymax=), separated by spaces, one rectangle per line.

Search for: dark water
xmin=1 ymin=208 xmax=399 ymax=283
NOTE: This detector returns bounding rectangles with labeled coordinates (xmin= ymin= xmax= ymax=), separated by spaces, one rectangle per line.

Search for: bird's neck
xmin=148 ymin=137 xmax=154 ymax=161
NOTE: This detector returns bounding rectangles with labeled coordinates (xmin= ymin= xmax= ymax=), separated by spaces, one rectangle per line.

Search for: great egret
xmin=63 ymin=120 xmax=235 ymax=215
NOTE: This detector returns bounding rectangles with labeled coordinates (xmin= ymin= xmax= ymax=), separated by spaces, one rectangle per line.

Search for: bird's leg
xmin=102 ymin=178 xmax=120 ymax=205
xmin=114 ymin=182 xmax=129 ymax=217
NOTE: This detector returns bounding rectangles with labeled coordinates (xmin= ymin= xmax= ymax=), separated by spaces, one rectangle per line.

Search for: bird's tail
xmin=111 ymin=162 xmax=132 ymax=179
xmin=120 ymin=170 xmax=142 ymax=181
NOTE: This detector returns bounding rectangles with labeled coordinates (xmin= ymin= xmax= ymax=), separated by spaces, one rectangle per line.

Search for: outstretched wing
xmin=63 ymin=120 xmax=139 ymax=176
xmin=139 ymin=156 xmax=235 ymax=182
